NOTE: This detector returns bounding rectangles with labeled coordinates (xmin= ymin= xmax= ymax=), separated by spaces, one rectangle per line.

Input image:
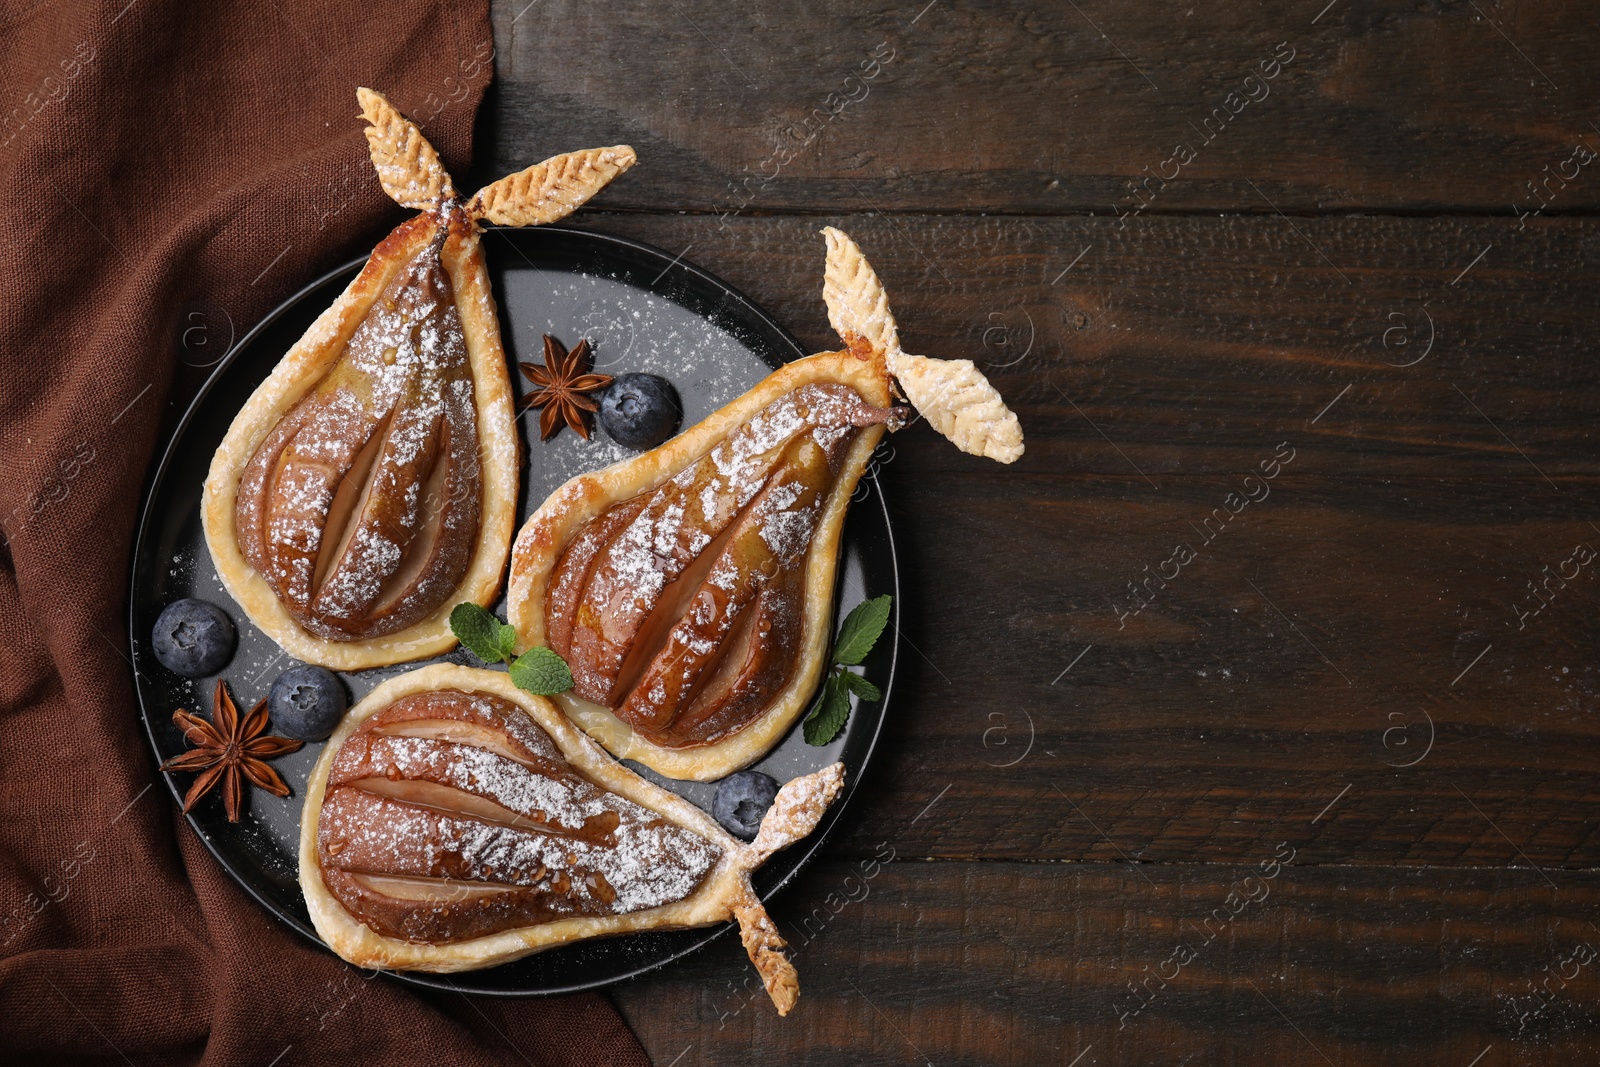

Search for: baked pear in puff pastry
xmin=507 ymin=229 xmax=1023 ymax=780
xmin=203 ymin=89 xmax=635 ymax=670
xmin=299 ymin=663 xmax=842 ymax=1014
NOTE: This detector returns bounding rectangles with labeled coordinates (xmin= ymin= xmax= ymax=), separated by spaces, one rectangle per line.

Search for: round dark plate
xmin=127 ymin=225 xmax=899 ymax=996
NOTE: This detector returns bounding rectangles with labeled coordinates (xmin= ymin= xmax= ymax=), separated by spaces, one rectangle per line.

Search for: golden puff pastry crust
xmin=203 ymin=89 xmax=634 ymax=669
xmin=298 ymin=664 xmax=842 ymax=1014
xmin=202 ymin=211 xmax=518 ymax=670
xmin=508 ymin=348 xmax=895 ymax=781
xmin=506 ymin=229 xmax=1022 ymax=780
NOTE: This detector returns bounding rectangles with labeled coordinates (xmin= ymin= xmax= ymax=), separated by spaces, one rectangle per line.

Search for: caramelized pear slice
xmin=235 ymin=225 xmax=480 ymax=641
xmin=203 ymin=88 xmax=635 ymax=669
xmin=557 ymin=384 xmax=852 ymax=704
xmin=552 ymin=386 xmax=892 ymax=746
xmin=508 ymin=229 xmax=1023 ymax=780
xmin=670 ymin=575 xmax=802 ymax=747
xmin=544 ymin=495 xmax=648 ymax=654
xmin=299 ymin=664 xmax=845 ymax=1015
xmin=615 ymin=435 xmax=830 ymax=745
xmin=315 ymin=685 xmax=722 ymax=943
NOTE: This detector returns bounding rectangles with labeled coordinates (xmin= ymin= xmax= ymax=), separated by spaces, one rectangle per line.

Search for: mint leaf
xmin=803 ymin=596 xmax=891 ymax=744
xmin=831 ymin=594 xmax=892 ymax=666
xmin=495 ymin=622 xmax=520 ymax=662
xmin=510 ymin=646 xmax=574 ymax=696
xmin=454 ymin=600 xmax=571 ymax=695
xmin=451 ymin=602 xmax=507 ymax=664
xmin=803 ymin=671 xmax=851 ymax=745
xmin=840 ymin=670 xmax=881 ymax=702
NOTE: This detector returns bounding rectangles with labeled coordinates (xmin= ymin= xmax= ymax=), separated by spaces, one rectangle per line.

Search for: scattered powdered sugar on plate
xmin=497 ymin=268 xmax=775 ymax=504
xmin=320 ymin=691 xmax=723 ymax=918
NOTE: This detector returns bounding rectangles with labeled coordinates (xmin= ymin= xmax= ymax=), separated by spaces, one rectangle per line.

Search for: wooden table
xmin=484 ymin=2 xmax=1600 ymax=1062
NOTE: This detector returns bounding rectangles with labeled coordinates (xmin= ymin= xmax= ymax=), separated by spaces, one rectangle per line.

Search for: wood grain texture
xmin=521 ymin=211 xmax=1600 ymax=871
xmin=484 ymin=0 xmax=1600 ymax=214
xmin=615 ymin=859 xmax=1600 ymax=1066
xmin=471 ymin=2 xmax=1600 ymax=1061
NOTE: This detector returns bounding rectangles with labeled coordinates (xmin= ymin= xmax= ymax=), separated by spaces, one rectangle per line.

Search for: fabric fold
xmin=0 ymin=2 xmax=645 ymax=1062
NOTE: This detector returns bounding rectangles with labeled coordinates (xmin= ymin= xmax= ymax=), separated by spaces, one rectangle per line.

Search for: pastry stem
xmin=727 ymin=762 xmax=846 ymax=1014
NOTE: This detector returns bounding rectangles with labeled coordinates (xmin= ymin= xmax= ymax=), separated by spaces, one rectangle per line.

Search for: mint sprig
xmin=509 ymin=646 xmax=573 ymax=695
xmin=832 ymin=594 xmax=892 ymax=665
xmin=449 ymin=602 xmax=573 ymax=697
xmin=802 ymin=594 xmax=892 ymax=745
xmin=803 ymin=672 xmax=851 ymax=745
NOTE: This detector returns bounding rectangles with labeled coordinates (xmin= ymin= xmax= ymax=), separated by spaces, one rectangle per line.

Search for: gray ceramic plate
xmin=128 ymin=225 xmax=899 ymax=995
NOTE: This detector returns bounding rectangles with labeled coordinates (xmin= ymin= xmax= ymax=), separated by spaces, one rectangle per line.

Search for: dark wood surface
xmin=482 ymin=1 xmax=1600 ymax=1062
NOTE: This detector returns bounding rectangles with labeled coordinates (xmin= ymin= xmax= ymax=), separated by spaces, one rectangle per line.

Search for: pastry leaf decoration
xmin=450 ymin=603 xmax=573 ymax=696
xmin=820 ymin=226 xmax=1024 ymax=464
xmin=803 ymin=595 xmax=892 ymax=745
xmin=356 ymin=87 xmax=455 ymax=211
xmin=471 ymin=146 xmax=638 ymax=227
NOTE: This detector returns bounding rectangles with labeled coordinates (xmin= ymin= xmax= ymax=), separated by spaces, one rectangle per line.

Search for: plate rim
xmin=127 ymin=223 xmax=899 ymax=996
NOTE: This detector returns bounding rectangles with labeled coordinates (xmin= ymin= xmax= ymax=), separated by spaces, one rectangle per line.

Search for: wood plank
xmin=484 ymin=0 xmax=1600 ymax=214
xmin=470 ymin=8 xmax=1600 ymax=1063
xmin=614 ymin=859 xmax=1600 ymax=1066
xmin=496 ymin=212 xmax=1600 ymax=868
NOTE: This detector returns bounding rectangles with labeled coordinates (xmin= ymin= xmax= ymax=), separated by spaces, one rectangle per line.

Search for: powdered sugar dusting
xmin=241 ymin=214 xmax=482 ymax=640
xmin=747 ymin=762 xmax=846 ymax=864
xmin=325 ymin=790 xmax=715 ymax=916
xmin=318 ymin=689 xmax=722 ymax=929
xmin=580 ymin=383 xmax=865 ymax=643
xmin=556 ymin=382 xmax=885 ymax=735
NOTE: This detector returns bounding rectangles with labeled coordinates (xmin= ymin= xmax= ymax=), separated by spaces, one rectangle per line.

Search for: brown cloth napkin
xmin=0 ymin=2 xmax=648 ymax=1063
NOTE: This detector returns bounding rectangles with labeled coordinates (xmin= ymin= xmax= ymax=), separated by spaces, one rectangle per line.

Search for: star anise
xmin=519 ymin=334 xmax=613 ymax=441
xmin=160 ymin=680 xmax=304 ymax=823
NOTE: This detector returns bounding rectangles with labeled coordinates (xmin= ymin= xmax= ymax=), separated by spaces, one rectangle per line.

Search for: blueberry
xmin=599 ymin=373 xmax=681 ymax=450
xmin=267 ymin=664 xmax=348 ymax=741
xmin=712 ymin=770 xmax=780 ymax=840
xmin=150 ymin=599 xmax=236 ymax=678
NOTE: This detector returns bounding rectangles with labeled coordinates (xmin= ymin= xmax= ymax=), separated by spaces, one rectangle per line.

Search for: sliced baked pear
xmin=299 ymin=663 xmax=842 ymax=1014
xmin=204 ymin=89 xmax=635 ymax=669
xmin=508 ymin=229 xmax=1023 ymax=780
